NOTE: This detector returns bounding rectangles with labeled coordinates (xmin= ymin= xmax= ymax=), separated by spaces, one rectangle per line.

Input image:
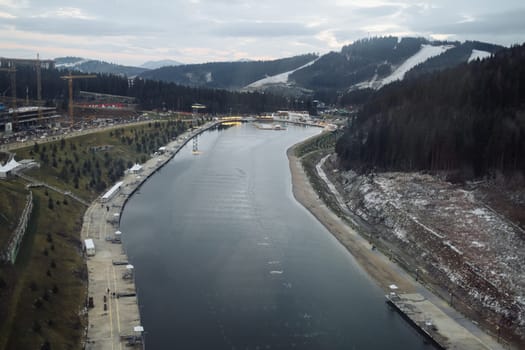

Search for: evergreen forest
xmin=335 ymin=43 xmax=525 ymax=178
xmin=0 ymin=67 xmax=295 ymax=114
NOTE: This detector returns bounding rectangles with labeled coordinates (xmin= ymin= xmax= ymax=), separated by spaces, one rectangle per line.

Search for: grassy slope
xmin=0 ymin=180 xmax=28 ymax=249
xmin=0 ymin=118 xmax=190 ymax=350
xmin=2 ymin=189 xmax=86 ymax=350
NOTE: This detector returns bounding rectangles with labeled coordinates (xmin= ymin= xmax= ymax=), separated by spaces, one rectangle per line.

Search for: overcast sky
xmin=1 ymin=0 xmax=524 ymax=66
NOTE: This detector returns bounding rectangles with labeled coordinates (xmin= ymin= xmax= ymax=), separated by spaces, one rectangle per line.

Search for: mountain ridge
xmin=138 ymin=54 xmax=319 ymax=90
xmin=141 ymin=59 xmax=183 ymax=69
xmin=134 ymin=37 xmax=504 ymax=98
xmin=54 ymin=56 xmax=148 ymax=77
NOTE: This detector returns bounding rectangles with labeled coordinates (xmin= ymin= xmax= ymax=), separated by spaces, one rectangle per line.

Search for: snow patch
xmin=470 ymin=241 xmax=485 ymax=249
xmin=471 ymin=208 xmax=494 ymax=222
xmin=444 ymin=241 xmax=463 ymax=255
xmin=355 ymin=45 xmax=454 ymax=90
xmin=246 ymin=58 xmax=318 ymax=88
xmin=468 ymin=49 xmax=492 ymax=63
xmin=56 ymin=58 xmax=90 ymax=68
xmin=393 ymin=226 xmax=408 ymax=242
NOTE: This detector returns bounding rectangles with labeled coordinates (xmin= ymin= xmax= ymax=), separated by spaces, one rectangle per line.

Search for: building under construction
xmin=0 ymin=57 xmax=54 ymax=70
xmin=0 ymin=106 xmax=60 ymax=132
xmin=0 ymin=56 xmax=56 ymax=132
xmin=73 ymin=91 xmax=138 ymax=120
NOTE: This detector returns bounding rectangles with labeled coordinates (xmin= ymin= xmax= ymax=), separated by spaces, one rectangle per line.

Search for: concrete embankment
xmin=82 ymin=121 xmax=219 ymax=350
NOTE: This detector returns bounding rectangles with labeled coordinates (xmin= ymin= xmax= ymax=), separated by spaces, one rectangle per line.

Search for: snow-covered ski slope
xmin=468 ymin=49 xmax=492 ymax=62
xmin=378 ymin=44 xmax=454 ymax=87
xmin=246 ymin=58 xmax=318 ymax=88
xmin=245 ymin=44 xmax=489 ymax=92
xmin=355 ymin=44 xmax=454 ymax=90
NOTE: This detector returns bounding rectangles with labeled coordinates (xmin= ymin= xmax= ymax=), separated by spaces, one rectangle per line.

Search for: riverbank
xmin=287 ymin=145 xmax=416 ymax=292
xmin=287 ymin=143 xmax=505 ymax=350
xmin=82 ymin=121 xmax=219 ymax=349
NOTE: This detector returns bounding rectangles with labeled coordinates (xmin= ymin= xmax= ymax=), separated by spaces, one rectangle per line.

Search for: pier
xmin=82 ymin=120 xmax=220 ymax=349
xmin=386 ymin=293 xmax=490 ymax=349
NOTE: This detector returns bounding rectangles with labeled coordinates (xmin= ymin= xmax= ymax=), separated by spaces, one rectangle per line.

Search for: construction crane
xmin=60 ymin=73 xmax=96 ymax=126
xmin=35 ymin=54 xmax=42 ymax=120
xmin=0 ymin=62 xmax=17 ymax=124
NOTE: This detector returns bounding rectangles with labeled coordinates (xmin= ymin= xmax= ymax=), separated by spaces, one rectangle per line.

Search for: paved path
xmin=16 ymin=171 xmax=91 ymax=206
xmin=82 ymin=121 xmax=219 ymax=349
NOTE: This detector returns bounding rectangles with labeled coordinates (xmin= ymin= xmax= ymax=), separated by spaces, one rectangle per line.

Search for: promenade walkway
xmin=82 ymin=121 xmax=219 ymax=349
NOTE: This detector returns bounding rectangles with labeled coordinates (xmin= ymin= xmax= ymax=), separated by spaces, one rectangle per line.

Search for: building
xmin=0 ymin=106 xmax=60 ymax=132
xmin=126 ymin=163 xmax=143 ymax=174
xmin=0 ymin=57 xmax=55 ymax=70
xmin=101 ymin=181 xmax=124 ymax=202
xmin=276 ymin=111 xmax=311 ymax=122
xmin=0 ymin=158 xmax=21 ymax=178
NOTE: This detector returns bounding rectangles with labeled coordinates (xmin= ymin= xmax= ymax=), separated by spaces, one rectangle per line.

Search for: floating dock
xmin=386 ymin=293 xmax=490 ymax=349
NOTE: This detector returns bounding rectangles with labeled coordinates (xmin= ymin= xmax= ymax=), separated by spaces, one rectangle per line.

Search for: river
xmin=120 ymin=123 xmax=435 ymax=349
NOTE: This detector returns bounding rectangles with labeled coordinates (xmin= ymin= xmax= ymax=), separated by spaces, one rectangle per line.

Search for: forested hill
xmin=138 ymin=54 xmax=318 ymax=89
xmin=55 ymin=56 xmax=148 ymax=76
xmin=290 ymin=37 xmax=427 ymax=90
xmin=289 ymin=37 xmax=503 ymax=96
xmin=335 ymin=43 xmax=525 ymax=178
xmin=404 ymin=41 xmax=503 ymax=79
xmin=0 ymin=66 xmax=295 ymax=114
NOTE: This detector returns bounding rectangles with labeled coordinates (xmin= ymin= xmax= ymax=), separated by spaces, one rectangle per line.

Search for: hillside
xmin=138 ymin=54 xmax=318 ymax=89
xmin=290 ymin=37 xmax=427 ymax=91
xmin=405 ymin=41 xmax=504 ymax=79
xmin=55 ymin=57 xmax=148 ymax=77
xmin=289 ymin=37 xmax=503 ymax=95
xmin=335 ymin=43 xmax=525 ymax=178
xmin=326 ymin=44 xmax=525 ymax=345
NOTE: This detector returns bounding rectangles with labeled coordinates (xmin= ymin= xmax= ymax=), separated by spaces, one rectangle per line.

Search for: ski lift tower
xmin=191 ymin=103 xmax=206 ymax=154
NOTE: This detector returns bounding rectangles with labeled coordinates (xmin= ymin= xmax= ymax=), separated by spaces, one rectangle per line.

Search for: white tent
xmin=114 ymin=230 xmax=122 ymax=241
xmin=129 ymin=163 xmax=143 ymax=173
xmin=0 ymin=158 xmax=21 ymax=178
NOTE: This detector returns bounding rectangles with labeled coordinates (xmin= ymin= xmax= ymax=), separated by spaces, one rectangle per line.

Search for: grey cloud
xmin=400 ymin=4 xmax=525 ymax=38
xmin=2 ymin=16 xmax=159 ymax=36
xmin=352 ymin=4 xmax=403 ymax=18
xmin=332 ymin=28 xmax=368 ymax=42
xmin=431 ymin=9 xmax=525 ymax=36
xmin=214 ymin=21 xmax=321 ymax=38
xmin=2 ymin=0 xmax=525 ymax=64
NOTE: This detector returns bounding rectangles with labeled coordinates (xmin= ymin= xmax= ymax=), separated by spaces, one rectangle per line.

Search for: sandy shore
xmin=287 ymin=144 xmax=507 ymax=350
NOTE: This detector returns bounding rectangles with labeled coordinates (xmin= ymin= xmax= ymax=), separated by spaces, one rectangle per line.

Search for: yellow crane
xmin=60 ymin=73 xmax=96 ymax=126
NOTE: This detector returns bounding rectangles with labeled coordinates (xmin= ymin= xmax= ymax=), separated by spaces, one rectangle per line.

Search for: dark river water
xmin=120 ymin=123 xmax=434 ymax=350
